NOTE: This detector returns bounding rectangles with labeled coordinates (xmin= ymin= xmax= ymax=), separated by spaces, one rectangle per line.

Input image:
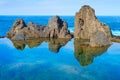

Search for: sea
xmin=0 ymin=16 xmax=120 ymax=80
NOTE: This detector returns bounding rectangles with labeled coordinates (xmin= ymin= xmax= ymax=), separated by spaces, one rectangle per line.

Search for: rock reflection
xmin=74 ymin=39 xmax=110 ymax=66
xmin=11 ymin=38 xmax=71 ymax=53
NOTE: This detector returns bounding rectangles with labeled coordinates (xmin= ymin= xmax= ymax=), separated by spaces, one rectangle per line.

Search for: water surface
xmin=0 ymin=16 xmax=120 ymax=80
xmin=0 ymin=38 xmax=120 ymax=80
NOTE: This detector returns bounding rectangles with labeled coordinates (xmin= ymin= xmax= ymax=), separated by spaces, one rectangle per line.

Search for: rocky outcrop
xmin=7 ymin=16 xmax=72 ymax=40
xmin=48 ymin=16 xmax=72 ymax=38
xmin=7 ymin=19 xmax=27 ymax=38
xmin=74 ymin=5 xmax=112 ymax=47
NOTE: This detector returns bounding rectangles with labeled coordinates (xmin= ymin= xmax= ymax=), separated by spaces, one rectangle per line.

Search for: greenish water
xmin=0 ymin=38 xmax=120 ymax=80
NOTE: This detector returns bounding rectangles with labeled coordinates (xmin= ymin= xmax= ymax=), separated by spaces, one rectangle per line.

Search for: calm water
xmin=0 ymin=16 xmax=120 ymax=80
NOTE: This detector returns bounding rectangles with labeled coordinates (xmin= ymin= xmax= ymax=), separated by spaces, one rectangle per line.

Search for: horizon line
xmin=0 ymin=15 xmax=120 ymax=17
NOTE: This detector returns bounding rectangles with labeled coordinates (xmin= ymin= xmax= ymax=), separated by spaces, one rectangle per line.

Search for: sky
xmin=0 ymin=0 xmax=120 ymax=16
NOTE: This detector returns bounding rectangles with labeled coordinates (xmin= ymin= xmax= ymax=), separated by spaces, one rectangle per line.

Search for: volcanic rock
xmin=48 ymin=16 xmax=72 ymax=38
xmin=74 ymin=5 xmax=112 ymax=47
xmin=7 ymin=16 xmax=72 ymax=40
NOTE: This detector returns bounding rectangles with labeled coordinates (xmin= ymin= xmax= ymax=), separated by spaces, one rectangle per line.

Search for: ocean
xmin=0 ymin=16 xmax=120 ymax=80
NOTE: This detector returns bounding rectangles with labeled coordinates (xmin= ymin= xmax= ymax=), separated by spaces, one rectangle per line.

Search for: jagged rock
xmin=7 ymin=16 xmax=72 ymax=40
xmin=7 ymin=19 xmax=27 ymax=38
xmin=74 ymin=5 xmax=112 ymax=47
xmin=48 ymin=16 xmax=72 ymax=38
xmin=26 ymin=22 xmax=49 ymax=38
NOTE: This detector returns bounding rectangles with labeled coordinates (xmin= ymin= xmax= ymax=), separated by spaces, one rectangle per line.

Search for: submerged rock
xmin=7 ymin=16 xmax=72 ymax=40
xmin=74 ymin=5 xmax=112 ymax=47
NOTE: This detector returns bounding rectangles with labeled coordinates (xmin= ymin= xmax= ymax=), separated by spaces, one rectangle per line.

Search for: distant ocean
xmin=0 ymin=16 xmax=120 ymax=36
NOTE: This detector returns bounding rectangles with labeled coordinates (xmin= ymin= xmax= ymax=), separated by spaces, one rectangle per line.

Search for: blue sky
xmin=0 ymin=0 xmax=120 ymax=16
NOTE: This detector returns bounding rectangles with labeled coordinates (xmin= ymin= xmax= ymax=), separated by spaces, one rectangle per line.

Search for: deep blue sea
xmin=0 ymin=16 xmax=120 ymax=80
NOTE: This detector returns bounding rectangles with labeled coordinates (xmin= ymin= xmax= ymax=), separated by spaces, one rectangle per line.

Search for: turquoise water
xmin=0 ymin=16 xmax=120 ymax=80
xmin=0 ymin=38 xmax=120 ymax=80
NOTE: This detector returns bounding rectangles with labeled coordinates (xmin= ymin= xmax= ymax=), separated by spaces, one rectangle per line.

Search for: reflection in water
xmin=74 ymin=39 xmax=110 ymax=66
xmin=10 ymin=38 xmax=110 ymax=66
xmin=10 ymin=38 xmax=71 ymax=53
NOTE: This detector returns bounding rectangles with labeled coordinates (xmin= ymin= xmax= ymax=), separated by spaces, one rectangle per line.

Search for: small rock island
xmin=7 ymin=16 xmax=73 ymax=40
xmin=74 ymin=5 xmax=112 ymax=47
xmin=6 ymin=5 xmax=120 ymax=47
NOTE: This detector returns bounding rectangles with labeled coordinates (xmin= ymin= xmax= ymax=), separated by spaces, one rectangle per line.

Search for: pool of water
xmin=0 ymin=38 xmax=120 ymax=80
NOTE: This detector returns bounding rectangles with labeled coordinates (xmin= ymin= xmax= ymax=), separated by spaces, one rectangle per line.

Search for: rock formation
xmin=48 ymin=16 xmax=72 ymax=38
xmin=74 ymin=5 xmax=112 ymax=47
xmin=7 ymin=16 xmax=72 ymax=40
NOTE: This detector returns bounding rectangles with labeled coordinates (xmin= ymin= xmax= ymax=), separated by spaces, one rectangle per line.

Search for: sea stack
xmin=74 ymin=5 xmax=112 ymax=47
xmin=48 ymin=16 xmax=72 ymax=38
xmin=7 ymin=16 xmax=72 ymax=40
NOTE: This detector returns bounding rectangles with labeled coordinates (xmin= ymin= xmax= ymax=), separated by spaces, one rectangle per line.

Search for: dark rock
xmin=74 ymin=5 xmax=112 ymax=47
